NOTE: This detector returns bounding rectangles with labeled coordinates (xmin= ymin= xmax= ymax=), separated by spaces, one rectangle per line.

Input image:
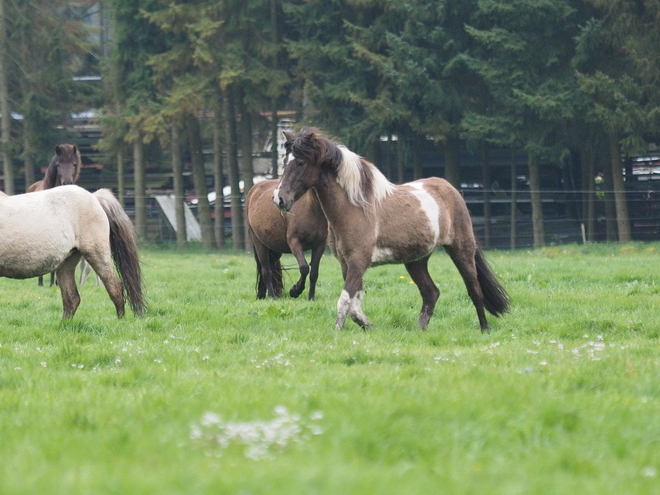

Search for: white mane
xmin=337 ymin=146 xmax=394 ymax=209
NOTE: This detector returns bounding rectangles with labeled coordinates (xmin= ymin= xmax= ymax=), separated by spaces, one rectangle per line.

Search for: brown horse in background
xmin=274 ymin=128 xmax=510 ymax=332
xmin=27 ymin=144 xmax=83 ymax=286
xmin=246 ymin=179 xmax=328 ymax=301
xmin=27 ymin=144 xmax=82 ymax=192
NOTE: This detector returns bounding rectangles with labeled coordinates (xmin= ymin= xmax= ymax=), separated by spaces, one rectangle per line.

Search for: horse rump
xmin=93 ymin=189 xmax=146 ymax=317
xmin=475 ymin=248 xmax=510 ymax=317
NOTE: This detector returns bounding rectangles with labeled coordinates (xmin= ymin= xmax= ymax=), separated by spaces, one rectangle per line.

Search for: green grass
xmin=1 ymin=243 xmax=660 ymax=494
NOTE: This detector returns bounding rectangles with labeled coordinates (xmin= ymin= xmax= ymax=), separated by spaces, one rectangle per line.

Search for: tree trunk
xmin=0 ymin=0 xmax=12 ymax=194
xmin=270 ymin=0 xmax=280 ymax=178
xmin=171 ymin=122 xmax=186 ymax=247
xmin=397 ymin=136 xmax=405 ymax=183
xmin=213 ymin=94 xmax=225 ymax=249
xmin=133 ymin=138 xmax=146 ymax=239
xmin=412 ymin=137 xmax=423 ymax=180
xmin=385 ymin=135 xmax=395 ymax=181
xmin=602 ymin=152 xmax=617 ymax=241
xmin=237 ymin=92 xmax=254 ymax=252
xmin=609 ymin=135 xmax=631 ymax=242
xmin=22 ymin=124 xmax=35 ymax=189
xmin=117 ymin=149 xmax=125 ymax=208
xmin=443 ymin=134 xmax=461 ymax=189
xmin=224 ymin=86 xmax=244 ymax=251
xmin=510 ymin=148 xmax=517 ymax=249
xmin=188 ymin=114 xmax=213 ymax=249
xmin=583 ymin=146 xmax=596 ymax=242
xmin=482 ymin=143 xmax=491 ymax=249
xmin=528 ymin=152 xmax=545 ymax=248
xmin=270 ymin=100 xmax=279 ymax=178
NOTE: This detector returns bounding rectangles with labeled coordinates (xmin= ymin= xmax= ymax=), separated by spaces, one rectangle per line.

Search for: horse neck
xmin=314 ymin=173 xmax=370 ymax=232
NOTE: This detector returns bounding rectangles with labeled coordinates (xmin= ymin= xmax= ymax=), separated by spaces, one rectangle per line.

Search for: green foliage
xmin=1 ymin=244 xmax=660 ymax=492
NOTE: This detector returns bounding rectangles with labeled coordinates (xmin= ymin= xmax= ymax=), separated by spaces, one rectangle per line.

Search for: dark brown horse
xmin=27 ymin=144 xmax=82 ymax=192
xmin=27 ymin=144 xmax=83 ymax=286
xmin=246 ymin=179 xmax=327 ymax=300
xmin=273 ymin=128 xmax=510 ymax=332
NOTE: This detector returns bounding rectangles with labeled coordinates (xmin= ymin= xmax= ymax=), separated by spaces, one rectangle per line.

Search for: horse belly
xmin=0 ymin=225 xmax=76 ymax=279
xmin=0 ymin=248 xmax=71 ymax=279
xmin=370 ymin=196 xmax=438 ymax=265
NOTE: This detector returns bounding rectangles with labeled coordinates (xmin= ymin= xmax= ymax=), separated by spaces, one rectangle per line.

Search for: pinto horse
xmin=273 ymin=128 xmax=510 ymax=332
xmin=27 ymin=144 xmax=84 ymax=286
xmin=0 ymin=186 xmax=145 ymax=319
xmin=246 ymin=179 xmax=327 ymax=300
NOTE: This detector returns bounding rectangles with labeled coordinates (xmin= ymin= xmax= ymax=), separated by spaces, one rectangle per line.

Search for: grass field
xmin=1 ymin=242 xmax=660 ymax=494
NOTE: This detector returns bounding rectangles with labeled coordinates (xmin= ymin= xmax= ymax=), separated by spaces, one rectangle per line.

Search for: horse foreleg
xmin=288 ymin=238 xmax=309 ymax=299
xmin=56 ymin=256 xmax=82 ymax=319
xmin=336 ymin=262 xmax=371 ymax=330
xmin=307 ymin=241 xmax=326 ymax=301
xmin=445 ymin=245 xmax=489 ymax=332
xmin=404 ymin=255 xmax=440 ymax=330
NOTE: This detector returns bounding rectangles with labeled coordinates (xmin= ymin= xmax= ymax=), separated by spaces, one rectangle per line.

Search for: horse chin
xmin=272 ymin=189 xmax=295 ymax=212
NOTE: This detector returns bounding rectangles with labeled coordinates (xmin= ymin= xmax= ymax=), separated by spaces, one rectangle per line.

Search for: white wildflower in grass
xmin=641 ymin=466 xmax=657 ymax=478
xmin=190 ymin=406 xmax=324 ymax=460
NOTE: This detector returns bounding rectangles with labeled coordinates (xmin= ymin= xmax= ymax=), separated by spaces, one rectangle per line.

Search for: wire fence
xmin=133 ymin=186 xmax=660 ymax=249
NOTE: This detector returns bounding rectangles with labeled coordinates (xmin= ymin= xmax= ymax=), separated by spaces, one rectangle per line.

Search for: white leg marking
xmin=336 ymin=290 xmax=351 ymax=329
xmin=349 ymin=290 xmax=370 ymax=327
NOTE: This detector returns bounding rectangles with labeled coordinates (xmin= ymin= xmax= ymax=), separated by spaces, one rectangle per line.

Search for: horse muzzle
xmin=272 ymin=188 xmax=293 ymax=212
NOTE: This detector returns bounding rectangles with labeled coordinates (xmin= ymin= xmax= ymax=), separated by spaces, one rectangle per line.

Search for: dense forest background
xmin=1 ymin=0 xmax=659 ymax=249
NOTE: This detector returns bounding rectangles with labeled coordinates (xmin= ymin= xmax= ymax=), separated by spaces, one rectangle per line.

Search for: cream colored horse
xmin=0 ymin=186 xmax=145 ymax=319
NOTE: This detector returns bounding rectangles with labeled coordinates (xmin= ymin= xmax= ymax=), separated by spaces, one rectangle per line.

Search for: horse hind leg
xmin=83 ymin=250 xmax=126 ymax=318
xmin=55 ymin=254 xmax=82 ymax=318
xmin=404 ymin=255 xmax=440 ymax=330
xmin=288 ymin=238 xmax=309 ymax=298
xmin=444 ymin=245 xmax=490 ymax=332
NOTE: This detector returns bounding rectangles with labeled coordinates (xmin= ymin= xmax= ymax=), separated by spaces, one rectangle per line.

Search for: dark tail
xmin=270 ymin=251 xmax=284 ymax=297
xmin=253 ymin=246 xmax=284 ymax=298
xmin=94 ymin=189 xmax=146 ymax=317
xmin=475 ymin=248 xmax=510 ymax=317
xmin=254 ymin=248 xmax=267 ymax=298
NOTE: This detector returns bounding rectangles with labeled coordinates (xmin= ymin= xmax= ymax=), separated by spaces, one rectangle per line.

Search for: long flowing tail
xmin=93 ymin=189 xmax=146 ymax=317
xmin=270 ymin=251 xmax=284 ymax=297
xmin=475 ymin=248 xmax=510 ymax=317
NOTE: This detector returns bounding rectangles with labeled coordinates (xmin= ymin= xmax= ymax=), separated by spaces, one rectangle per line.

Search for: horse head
xmin=44 ymin=144 xmax=82 ymax=188
xmin=273 ymin=128 xmax=342 ymax=212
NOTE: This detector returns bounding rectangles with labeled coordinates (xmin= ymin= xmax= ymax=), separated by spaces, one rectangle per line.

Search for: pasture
xmin=1 ymin=243 xmax=659 ymax=494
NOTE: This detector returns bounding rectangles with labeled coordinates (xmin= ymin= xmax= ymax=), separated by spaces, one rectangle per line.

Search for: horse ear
xmin=283 ymin=131 xmax=294 ymax=141
xmin=73 ymin=145 xmax=78 ymax=154
xmin=55 ymin=145 xmax=62 ymax=155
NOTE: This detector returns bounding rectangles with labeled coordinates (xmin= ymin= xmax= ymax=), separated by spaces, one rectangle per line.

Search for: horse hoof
xmin=289 ymin=287 xmax=302 ymax=298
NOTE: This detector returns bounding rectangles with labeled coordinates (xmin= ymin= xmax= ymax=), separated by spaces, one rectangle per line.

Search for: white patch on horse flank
xmin=409 ymin=182 xmax=440 ymax=245
xmin=371 ymin=246 xmax=394 ymax=264
xmin=337 ymin=146 xmax=393 ymax=209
